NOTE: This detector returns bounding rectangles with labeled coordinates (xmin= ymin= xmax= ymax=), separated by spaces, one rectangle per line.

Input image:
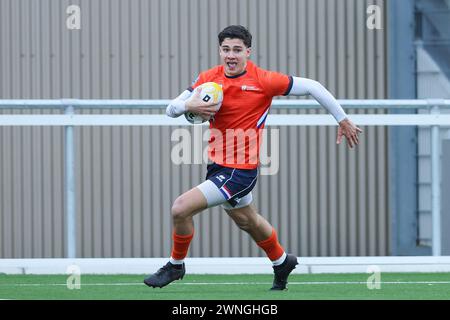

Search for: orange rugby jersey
xmin=188 ymin=60 xmax=293 ymax=169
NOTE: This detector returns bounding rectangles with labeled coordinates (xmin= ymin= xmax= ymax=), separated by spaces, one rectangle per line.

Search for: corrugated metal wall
xmin=0 ymin=0 xmax=388 ymax=258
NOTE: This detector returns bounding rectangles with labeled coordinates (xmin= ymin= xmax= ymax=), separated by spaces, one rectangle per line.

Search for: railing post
xmin=431 ymin=104 xmax=441 ymax=256
xmin=64 ymin=102 xmax=76 ymax=258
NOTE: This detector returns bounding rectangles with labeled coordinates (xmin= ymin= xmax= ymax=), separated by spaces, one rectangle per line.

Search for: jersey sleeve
xmin=187 ymin=72 xmax=206 ymax=92
xmin=259 ymin=70 xmax=293 ymax=97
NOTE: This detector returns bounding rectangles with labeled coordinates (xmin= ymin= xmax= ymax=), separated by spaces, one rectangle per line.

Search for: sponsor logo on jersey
xmin=241 ymin=85 xmax=262 ymax=92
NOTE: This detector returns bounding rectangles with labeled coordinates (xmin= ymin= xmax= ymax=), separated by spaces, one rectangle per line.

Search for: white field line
xmin=1 ymin=281 xmax=450 ymax=287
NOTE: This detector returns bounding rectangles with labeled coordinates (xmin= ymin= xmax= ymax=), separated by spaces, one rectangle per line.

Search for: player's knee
xmin=171 ymin=197 xmax=190 ymax=221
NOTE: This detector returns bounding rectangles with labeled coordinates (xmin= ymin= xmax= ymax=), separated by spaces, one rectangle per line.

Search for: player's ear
xmin=246 ymin=47 xmax=251 ymax=57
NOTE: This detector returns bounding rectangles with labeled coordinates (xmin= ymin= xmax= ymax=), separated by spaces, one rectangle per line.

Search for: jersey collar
xmin=225 ymin=70 xmax=247 ymax=79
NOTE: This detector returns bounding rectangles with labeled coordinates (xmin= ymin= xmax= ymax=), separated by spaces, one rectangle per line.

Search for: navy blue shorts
xmin=206 ymin=163 xmax=258 ymax=207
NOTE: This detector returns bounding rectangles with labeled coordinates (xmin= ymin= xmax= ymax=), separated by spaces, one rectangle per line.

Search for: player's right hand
xmin=185 ymin=87 xmax=220 ymax=119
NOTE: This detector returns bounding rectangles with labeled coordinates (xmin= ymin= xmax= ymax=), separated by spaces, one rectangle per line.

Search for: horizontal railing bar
xmin=0 ymin=114 xmax=449 ymax=126
xmin=0 ymin=99 xmax=449 ymax=109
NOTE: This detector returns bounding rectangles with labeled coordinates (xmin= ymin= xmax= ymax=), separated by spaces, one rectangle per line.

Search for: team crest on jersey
xmin=241 ymin=85 xmax=262 ymax=92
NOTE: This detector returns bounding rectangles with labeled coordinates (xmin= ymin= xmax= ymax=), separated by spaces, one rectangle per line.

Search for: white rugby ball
xmin=184 ymin=82 xmax=223 ymax=124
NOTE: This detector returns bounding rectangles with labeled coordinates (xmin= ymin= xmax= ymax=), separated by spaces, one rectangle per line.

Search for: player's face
xmin=219 ymin=38 xmax=251 ymax=77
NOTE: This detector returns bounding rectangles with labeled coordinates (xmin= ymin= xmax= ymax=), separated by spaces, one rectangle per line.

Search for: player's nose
xmin=225 ymin=52 xmax=237 ymax=59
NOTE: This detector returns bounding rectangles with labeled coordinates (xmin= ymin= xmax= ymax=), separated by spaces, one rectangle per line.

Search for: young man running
xmin=145 ymin=25 xmax=362 ymax=290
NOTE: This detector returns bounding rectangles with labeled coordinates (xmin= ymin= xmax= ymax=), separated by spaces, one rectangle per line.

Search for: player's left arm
xmin=288 ymin=77 xmax=363 ymax=149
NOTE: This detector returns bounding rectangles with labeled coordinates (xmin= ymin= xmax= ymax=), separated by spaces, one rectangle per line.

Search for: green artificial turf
xmin=0 ymin=273 xmax=449 ymax=300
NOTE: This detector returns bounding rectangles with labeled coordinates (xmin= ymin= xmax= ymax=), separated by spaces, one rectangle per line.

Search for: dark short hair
xmin=218 ymin=25 xmax=252 ymax=48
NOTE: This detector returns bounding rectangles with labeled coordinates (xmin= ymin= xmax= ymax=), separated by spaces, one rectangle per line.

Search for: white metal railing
xmin=0 ymin=99 xmax=449 ymax=258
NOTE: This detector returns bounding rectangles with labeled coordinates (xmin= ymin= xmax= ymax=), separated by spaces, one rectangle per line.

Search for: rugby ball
xmin=184 ymin=82 xmax=223 ymax=124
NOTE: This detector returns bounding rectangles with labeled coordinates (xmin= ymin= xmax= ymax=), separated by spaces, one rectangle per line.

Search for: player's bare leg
xmin=225 ymin=204 xmax=272 ymax=241
xmin=144 ymin=187 xmax=207 ymax=288
xmin=171 ymin=187 xmax=208 ymax=235
xmin=226 ymin=205 xmax=298 ymax=290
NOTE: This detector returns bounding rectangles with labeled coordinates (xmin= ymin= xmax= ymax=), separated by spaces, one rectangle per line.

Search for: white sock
xmin=272 ymin=252 xmax=287 ymax=266
xmin=169 ymin=257 xmax=184 ymax=265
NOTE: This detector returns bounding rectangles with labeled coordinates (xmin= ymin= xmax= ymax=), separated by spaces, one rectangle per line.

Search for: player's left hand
xmin=336 ymin=118 xmax=363 ymax=149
